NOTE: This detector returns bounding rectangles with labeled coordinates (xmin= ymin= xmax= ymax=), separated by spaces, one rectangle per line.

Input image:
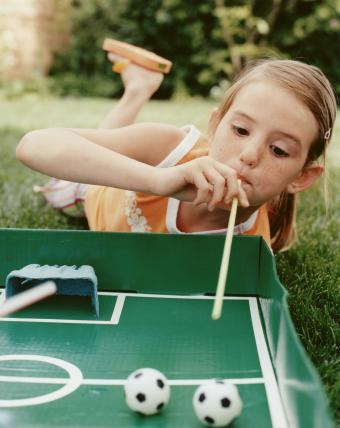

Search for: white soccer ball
xmin=193 ymin=379 xmax=243 ymax=427
xmin=124 ymin=368 xmax=170 ymax=415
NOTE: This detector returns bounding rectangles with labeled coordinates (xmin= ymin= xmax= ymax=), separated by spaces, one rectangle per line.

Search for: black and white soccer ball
xmin=193 ymin=379 xmax=243 ymax=427
xmin=124 ymin=368 xmax=170 ymax=415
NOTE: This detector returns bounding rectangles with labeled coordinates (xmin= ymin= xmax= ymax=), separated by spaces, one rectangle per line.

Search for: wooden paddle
xmin=102 ymin=38 xmax=172 ymax=74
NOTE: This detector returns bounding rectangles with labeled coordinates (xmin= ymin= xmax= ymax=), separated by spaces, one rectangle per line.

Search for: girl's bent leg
xmin=34 ymin=51 xmax=166 ymax=216
xmin=98 ymin=53 xmax=164 ymax=129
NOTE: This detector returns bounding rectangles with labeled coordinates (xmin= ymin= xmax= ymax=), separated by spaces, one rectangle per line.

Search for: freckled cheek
xmin=260 ymin=164 xmax=296 ymax=194
xmin=264 ymin=164 xmax=283 ymax=178
xmin=265 ymin=164 xmax=285 ymax=182
xmin=210 ymin=146 xmax=227 ymax=162
xmin=210 ymin=143 xmax=239 ymax=164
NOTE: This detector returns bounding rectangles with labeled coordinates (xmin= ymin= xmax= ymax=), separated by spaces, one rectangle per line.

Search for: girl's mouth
xmin=237 ymin=174 xmax=251 ymax=186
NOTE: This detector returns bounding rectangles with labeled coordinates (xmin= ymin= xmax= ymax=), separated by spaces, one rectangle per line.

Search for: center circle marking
xmin=0 ymin=355 xmax=83 ymax=407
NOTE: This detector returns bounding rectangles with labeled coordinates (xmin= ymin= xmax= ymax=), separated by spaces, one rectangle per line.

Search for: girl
xmin=16 ymin=57 xmax=337 ymax=252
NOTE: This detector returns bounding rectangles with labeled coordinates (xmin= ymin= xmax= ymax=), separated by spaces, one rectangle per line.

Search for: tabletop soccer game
xmin=0 ymin=229 xmax=333 ymax=427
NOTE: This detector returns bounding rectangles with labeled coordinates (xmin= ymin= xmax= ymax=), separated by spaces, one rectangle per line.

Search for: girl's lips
xmin=237 ymin=174 xmax=251 ymax=186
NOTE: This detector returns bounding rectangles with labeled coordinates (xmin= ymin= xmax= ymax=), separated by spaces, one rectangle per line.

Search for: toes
xmin=112 ymin=60 xmax=131 ymax=74
xmin=107 ymin=53 xmax=117 ymax=63
xmin=107 ymin=53 xmax=125 ymax=63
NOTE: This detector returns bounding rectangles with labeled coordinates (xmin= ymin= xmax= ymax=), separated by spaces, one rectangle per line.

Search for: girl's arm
xmin=65 ymin=123 xmax=185 ymax=165
xmin=17 ymin=123 xmax=185 ymax=171
xmin=16 ymin=126 xmax=249 ymax=209
xmin=16 ymin=125 xmax=181 ymax=190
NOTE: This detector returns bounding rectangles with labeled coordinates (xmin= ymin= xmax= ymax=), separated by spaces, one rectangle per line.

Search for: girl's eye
xmin=233 ymin=125 xmax=249 ymax=136
xmin=270 ymin=145 xmax=289 ymax=157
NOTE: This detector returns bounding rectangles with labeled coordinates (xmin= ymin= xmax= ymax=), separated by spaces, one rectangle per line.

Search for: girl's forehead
xmin=232 ymin=80 xmax=302 ymax=111
xmin=228 ymin=80 xmax=318 ymax=143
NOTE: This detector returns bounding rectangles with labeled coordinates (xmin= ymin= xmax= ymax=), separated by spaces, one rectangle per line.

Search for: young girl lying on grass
xmin=16 ymin=56 xmax=336 ymax=253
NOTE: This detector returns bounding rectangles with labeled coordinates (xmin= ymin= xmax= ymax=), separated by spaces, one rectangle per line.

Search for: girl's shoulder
xmin=123 ymin=122 xmax=187 ymax=166
xmin=157 ymin=124 xmax=209 ymax=167
xmin=111 ymin=122 xmax=207 ymax=166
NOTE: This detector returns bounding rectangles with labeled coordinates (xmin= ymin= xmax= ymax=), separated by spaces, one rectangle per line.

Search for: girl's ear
xmin=286 ymin=163 xmax=323 ymax=194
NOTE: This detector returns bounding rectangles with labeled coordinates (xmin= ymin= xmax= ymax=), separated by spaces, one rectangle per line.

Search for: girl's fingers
xmin=237 ymin=183 xmax=249 ymax=207
xmin=213 ymin=163 xmax=249 ymax=208
xmin=224 ymin=181 xmax=249 ymax=206
xmin=225 ymin=177 xmax=239 ymax=204
xmin=192 ymin=173 xmax=213 ymax=205
xmin=180 ymin=157 xmax=250 ymax=208
xmin=202 ymin=168 xmax=226 ymax=210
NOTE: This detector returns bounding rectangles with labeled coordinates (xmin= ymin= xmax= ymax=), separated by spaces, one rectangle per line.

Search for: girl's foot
xmin=108 ymin=53 xmax=164 ymax=97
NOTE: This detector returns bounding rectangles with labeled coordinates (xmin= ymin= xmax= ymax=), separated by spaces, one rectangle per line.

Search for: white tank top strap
xmin=157 ymin=124 xmax=201 ymax=168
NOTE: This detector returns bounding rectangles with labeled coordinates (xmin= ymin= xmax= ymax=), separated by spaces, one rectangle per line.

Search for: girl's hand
xmin=154 ymin=156 xmax=249 ymax=210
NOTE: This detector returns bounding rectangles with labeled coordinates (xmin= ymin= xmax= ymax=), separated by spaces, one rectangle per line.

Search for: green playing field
xmin=0 ymin=292 xmax=281 ymax=427
xmin=0 ymin=229 xmax=334 ymax=428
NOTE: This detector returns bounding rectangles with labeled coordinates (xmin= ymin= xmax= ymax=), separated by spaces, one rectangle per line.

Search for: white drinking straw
xmin=0 ymin=281 xmax=57 ymax=317
xmin=212 ymin=195 xmax=238 ymax=320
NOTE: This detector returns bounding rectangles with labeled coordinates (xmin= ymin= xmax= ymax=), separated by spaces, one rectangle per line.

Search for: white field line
xmin=0 ymin=375 xmax=264 ymax=386
xmin=110 ymin=294 xmax=125 ymax=324
xmin=249 ymin=298 xmax=288 ymax=428
xmin=0 ymin=291 xmax=251 ymax=324
xmin=98 ymin=292 xmax=251 ymax=300
xmin=0 ymin=318 xmax=116 ymax=324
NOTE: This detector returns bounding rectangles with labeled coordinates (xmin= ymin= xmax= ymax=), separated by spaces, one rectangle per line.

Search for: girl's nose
xmin=239 ymin=141 xmax=262 ymax=167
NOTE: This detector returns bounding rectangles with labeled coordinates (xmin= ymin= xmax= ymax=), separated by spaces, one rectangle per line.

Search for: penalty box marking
xmin=0 ymin=290 xmax=251 ymax=325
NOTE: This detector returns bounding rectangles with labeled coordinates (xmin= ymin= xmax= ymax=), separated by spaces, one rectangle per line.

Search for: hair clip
xmin=324 ymin=128 xmax=331 ymax=140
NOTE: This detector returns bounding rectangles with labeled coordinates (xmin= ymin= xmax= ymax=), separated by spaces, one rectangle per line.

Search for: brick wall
xmin=0 ymin=0 xmax=71 ymax=80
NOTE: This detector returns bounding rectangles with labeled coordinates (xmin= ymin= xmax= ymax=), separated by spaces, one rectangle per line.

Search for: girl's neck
xmin=177 ymin=201 xmax=259 ymax=233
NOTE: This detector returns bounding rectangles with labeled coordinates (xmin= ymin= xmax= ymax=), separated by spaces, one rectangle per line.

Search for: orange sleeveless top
xmin=84 ymin=125 xmax=271 ymax=247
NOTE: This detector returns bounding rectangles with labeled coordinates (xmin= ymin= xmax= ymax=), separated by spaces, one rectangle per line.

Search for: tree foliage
xmin=50 ymin=0 xmax=340 ymax=98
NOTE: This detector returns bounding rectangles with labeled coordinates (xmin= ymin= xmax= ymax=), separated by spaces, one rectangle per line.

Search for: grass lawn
xmin=0 ymin=96 xmax=339 ymax=422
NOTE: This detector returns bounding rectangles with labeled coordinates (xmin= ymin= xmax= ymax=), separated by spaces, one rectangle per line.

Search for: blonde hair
xmin=210 ymin=59 xmax=337 ymax=252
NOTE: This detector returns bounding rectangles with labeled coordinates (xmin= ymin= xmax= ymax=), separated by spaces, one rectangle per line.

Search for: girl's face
xmin=209 ymin=80 xmax=321 ymax=207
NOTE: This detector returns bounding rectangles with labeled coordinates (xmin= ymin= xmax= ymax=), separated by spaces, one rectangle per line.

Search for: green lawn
xmin=0 ymin=96 xmax=339 ymax=423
